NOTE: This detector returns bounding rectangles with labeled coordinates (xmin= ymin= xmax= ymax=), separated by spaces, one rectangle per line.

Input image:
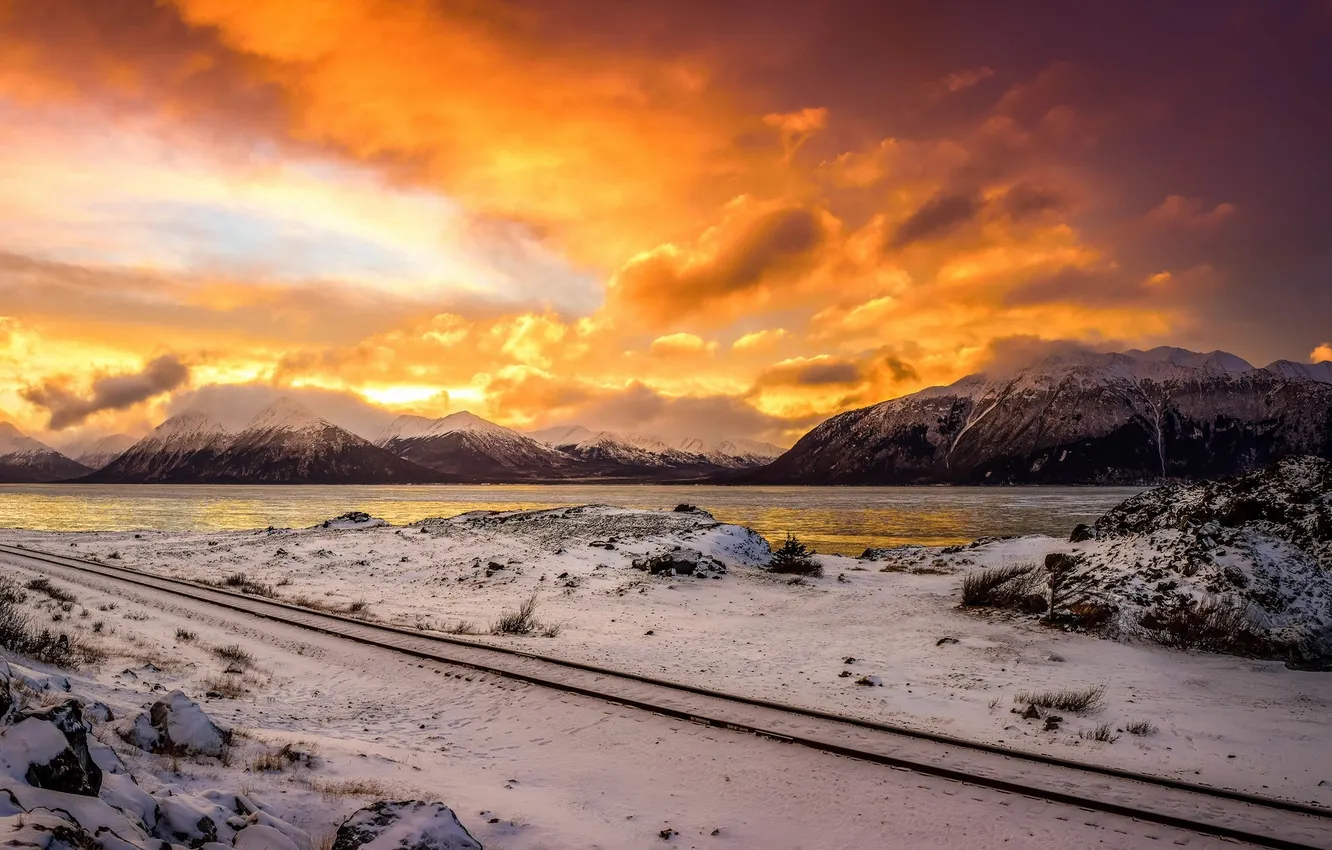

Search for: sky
xmin=1 ymin=0 xmax=1330 ymax=447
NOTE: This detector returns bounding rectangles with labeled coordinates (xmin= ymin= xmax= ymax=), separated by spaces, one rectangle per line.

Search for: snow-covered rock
xmin=317 ymin=512 xmax=388 ymax=530
xmin=331 ymin=801 xmax=481 ymax=850
xmin=0 ymin=717 xmax=99 ymax=796
xmin=125 ymin=690 xmax=229 ymax=757
xmin=0 ymin=810 xmax=100 ymax=850
xmin=746 ymin=346 xmax=1332 ymax=484
xmin=17 ymin=701 xmax=100 ymax=796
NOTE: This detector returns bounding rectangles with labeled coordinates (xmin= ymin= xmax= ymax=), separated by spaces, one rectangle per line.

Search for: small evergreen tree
xmin=768 ymin=534 xmax=822 ymax=576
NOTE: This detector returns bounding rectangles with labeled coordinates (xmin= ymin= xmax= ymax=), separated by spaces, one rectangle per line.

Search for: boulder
xmin=332 ymin=801 xmax=481 ymax=850
xmin=1069 ymin=523 xmax=1097 ymax=543
xmin=0 ymin=810 xmax=98 ymax=850
xmin=153 ymin=792 xmax=225 ymax=847
xmin=19 ymin=701 xmax=100 ymax=796
xmin=126 ymin=691 xmax=230 ymax=757
xmin=0 ymin=717 xmax=100 ymax=797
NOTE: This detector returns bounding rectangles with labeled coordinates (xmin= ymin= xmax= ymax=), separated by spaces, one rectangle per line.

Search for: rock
xmin=126 ymin=690 xmax=230 ymax=757
xmin=1043 ymin=716 xmax=1062 ymax=731
xmin=0 ymin=810 xmax=98 ymax=850
xmin=935 ymin=637 xmax=959 ymax=646
xmin=838 ymin=670 xmax=852 ymax=678
xmin=1017 ymin=594 xmax=1049 ymax=614
xmin=0 ymin=717 xmax=100 ymax=797
xmin=19 ymin=700 xmax=101 ymax=796
xmin=855 ymin=675 xmax=882 ymax=687
xmin=1047 ymin=653 xmax=1066 ymax=663
xmin=1069 ymin=523 xmax=1097 ymax=543
xmin=631 ymin=547 xmax=725 ymax=577
xmin=1021 ymin=704 xmax=1041 ymax=720
xmin=843 ymin=657 xmax=856 ymax=664
xmin=154 ymin=792 xmax=222 ymax=847
xmin=332 ymin=801 xmax=481 ymax=850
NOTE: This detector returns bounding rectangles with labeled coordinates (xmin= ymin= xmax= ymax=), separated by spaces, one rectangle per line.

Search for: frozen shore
xmin=4 ymin=501 xmax=1330 ymax=809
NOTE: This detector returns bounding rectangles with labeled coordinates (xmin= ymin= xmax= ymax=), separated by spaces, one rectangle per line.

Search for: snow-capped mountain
xmin=376 ymin=411 xmax=573 ymax=481
xmin=0 ymin=422 xmax=90 ymax=482
xmin=744 ymin=347 xmax=1332 ymax=484
xmin=81 ymin=411 xmax=233 ymax=483
xmin=60 ymin=433 xmax=137 ymax=470
xmin=529 ymin=425 xmax=783 ymax=476
xmin=202 ymin=398 xmax=452 ymax=484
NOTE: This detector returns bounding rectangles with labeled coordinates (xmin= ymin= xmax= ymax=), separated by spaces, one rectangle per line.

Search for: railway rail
xmin=3 ymin=541 xmax=1329 ymax=849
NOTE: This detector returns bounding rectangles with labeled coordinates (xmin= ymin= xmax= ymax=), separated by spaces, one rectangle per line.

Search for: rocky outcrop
xmin=332 ymin=801 xmax=481 ymax=850
xmin=1067 ymin=456 xmax=1332 ymax=666
xmin=631 ymin=547 xmax=727 ymax=577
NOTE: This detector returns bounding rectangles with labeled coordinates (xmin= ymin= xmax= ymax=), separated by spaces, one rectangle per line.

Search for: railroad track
xmin=3 ymin=541 xmax=1330 ymax=849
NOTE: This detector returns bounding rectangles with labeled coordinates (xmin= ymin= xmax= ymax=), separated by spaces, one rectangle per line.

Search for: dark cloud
xmin=753 ymin=358 xmax=863 ymax=390
xmin=22 ymin=355 xmax=190 ymax=430
xmin=611 ymin=205 xmax=828 ymax=321
xmin=883 ymin=356 xmax=918 ymax=382
xmin=890 ymin=191 xmax=979 ymax=247
xmin=1002 ymin=182 xmax=1066 ymax=220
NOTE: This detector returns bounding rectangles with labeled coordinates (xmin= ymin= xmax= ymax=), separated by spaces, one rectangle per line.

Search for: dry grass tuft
xmin=1014 ymin=683 xmax=1107 ymax=714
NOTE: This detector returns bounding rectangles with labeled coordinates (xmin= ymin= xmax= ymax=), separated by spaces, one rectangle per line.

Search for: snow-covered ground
xmin=0 ymin=536 xmax=1229 ymax=850
xmin=4 ymin=503 xmax=1330 ymax=813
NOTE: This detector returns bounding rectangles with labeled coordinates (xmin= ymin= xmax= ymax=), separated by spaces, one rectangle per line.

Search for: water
xmin=0 ymin=484 xmax=1144 ymax=555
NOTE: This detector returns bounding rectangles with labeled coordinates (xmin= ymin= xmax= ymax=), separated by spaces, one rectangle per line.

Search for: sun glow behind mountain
xmin=1 ymin=0 xmax=1330 ymax=449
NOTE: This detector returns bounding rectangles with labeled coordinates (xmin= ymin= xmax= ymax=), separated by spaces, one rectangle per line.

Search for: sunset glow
xmin=3 ymin=0 xmax=1329 ymax=446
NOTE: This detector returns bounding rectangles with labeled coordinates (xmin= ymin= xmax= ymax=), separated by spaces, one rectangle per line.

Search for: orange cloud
xmin=1313 ymin=344 xmax=1332 ymax=364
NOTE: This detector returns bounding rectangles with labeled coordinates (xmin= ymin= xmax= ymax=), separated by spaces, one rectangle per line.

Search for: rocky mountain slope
xmin=83 ymin=401 xmax=451 ymax=484
xmin=745 ymin=347 xmax=1332 ymax=485
xmin=199 ymin=398 xmax=452 ymax=484
xmin=377 ymin=411 xmax=573 ymax=481
xmin=60 ymin=432 xmax=136 ymax=470
xmin=79 ymin=411 xmax=233 ymax=483
xmin=0 ymin=422 xmax=90 ymax=483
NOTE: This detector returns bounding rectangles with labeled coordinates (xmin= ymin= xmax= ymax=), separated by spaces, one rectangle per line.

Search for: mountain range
xmin=0 ymin=399 xmax=784 ymax=484
xmin=739 ymin=347 xmax=1332 ymax=485
xmin=1 ymin=346 xmax=1328 ymax=485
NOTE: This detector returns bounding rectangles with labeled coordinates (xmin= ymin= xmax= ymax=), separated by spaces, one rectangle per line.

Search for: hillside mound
xmin=1076 ymin=456 xmax=1332 ymax=666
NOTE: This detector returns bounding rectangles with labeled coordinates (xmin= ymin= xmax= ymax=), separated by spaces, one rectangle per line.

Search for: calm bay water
xmin=0 ymin=484 xmax=1144 ymax=555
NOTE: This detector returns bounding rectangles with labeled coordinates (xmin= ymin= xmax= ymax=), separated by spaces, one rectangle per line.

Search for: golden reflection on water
xmin=0 ymin=484 xmax=1144 ymax=556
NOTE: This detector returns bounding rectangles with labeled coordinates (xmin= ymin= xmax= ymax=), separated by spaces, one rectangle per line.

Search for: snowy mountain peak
xmin=432 ymin=410 xmax=509 ymax=436
xmin=0 ymin=421 xmax=57 ymax=457
xmin=1265 ymin=360 xmax=1332 ymax=384
xmin=377 ymin=411 xmax=516 ymax=444
xmin=152 ymin=411 xmax=230 ymax=441
xmin=243 ymin=397 xmax=328 ymax=433
xmin=60 ymin=433 xmax=137 ymax=468
xmin=1125 ymin=347 xmax=1254 ymax=373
